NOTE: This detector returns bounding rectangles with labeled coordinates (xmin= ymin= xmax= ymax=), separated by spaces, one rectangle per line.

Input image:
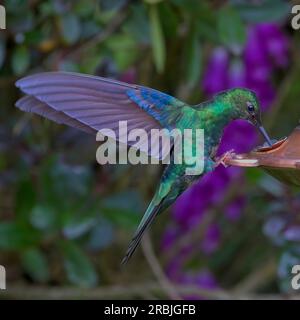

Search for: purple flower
xmin=225 ymin=195 xmax=246 ymax=221
xmin=180 ymin=270 xmax=218 ymax=300
xmin=227 ymin=59 xmax=247 ymax=88
xmin=218 ymin=120 xmax=256 ymax=155
xmin=264 ymin=213 xmax=300 ymax=245
xmin=118 ymin=68 xmax=136 ymax=84
xmin=247 ymin=79 xmax=275 ymax=110
xmin=201 ymin=223 xmax=221 ymax=254
xmin=244 ymin=26 xmax=273 ymax=82
xmin=172 ymin=168 xmax=232 ymax=230
xmin=283 ymin=226 xmax=300 ymax=242
xmin=165 ymin=246 xmax=194 ymax=281
xmin=256 ymin=24 xmax=290 ymax=68
xmin=161 ymin=225 xmax=179 ymax=251
xmin=203 ymin=47 xmax=229 ymax=95
xmin=244 ymin=23 xmax=289 ymax=109
xmin=162 ymin=22 xmax=290 ymax=299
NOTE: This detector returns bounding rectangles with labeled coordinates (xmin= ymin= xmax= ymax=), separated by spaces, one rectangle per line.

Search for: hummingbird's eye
xmin=247 ymin=102 xmax=255 ymax=113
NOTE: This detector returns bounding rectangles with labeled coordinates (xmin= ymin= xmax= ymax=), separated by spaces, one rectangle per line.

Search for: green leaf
xmin=159 ymin=2 xmax=179 ymax=39
xmin=80 ymin=50 xmax=104 ymax=74
xmin=11 ymin=46 xmax=30 ymax=75
xmin=80 ymin=20 xmax=101 ymax=39
xmin=245 ymin=167 xmax=264 ymax=185
xmin=278 ymin=247 xmax=300 ymax=293
xmin=102 ymin=207 xmax=140 ymax=229
xmin=0 ymin=39 xmax=6 ymax=69
xmin=9 ymin=11 xmax=34 ymax=33
xmin=171 ymin=0 xmax=212 ymax=18
xmin=59 ymin=60 xmax=80 ymax=72
xmin=30 ymin=204 xmax=57 ymax=231
xmin=101 ymin=191 xmax=143 ymax=228
xmin=21 ymin=248 xmax=50 ymax=283
xmin=259 ymin=175 xmax=284 ymax=197
xmin=40 ymin=157 xmax=92 ymax=211
xmin=60 ymin=14 xmax=81 ymax=44
xmin=0 ymin=222 xmax=40 ymax=250
xmin=184 ymin=27 xmax=202 ymax=87
xmin=86 ymin=219 xmax=114 ymax=251
xmin=6 ymin=0 xmax=28 ymax=12
xmin=74 ymin=0 xmax=96 ymax=17
xmin=39 ymin=2 xmax=56 ymax=17
xmin=124 ymin=4 xmax=150 ymax=44
xmin=15 ymin=178 xmax=36 ymax=222
xmin=100 ymin=0 xmax=127 ymax=11
xmin=149 ymin=5 xmax=166 ymax=73
xmin=24 ymin=30 xmax=44 ymax=45
xmin=217 ymin=6 xmax=246 ymax=55
xmin=61 ymin=241 xmax=98 ymax=287
xmin=63 ymin=217 xmax=96 ymax=239
xmin=144 ymin=0 xmax=164 ymax=3
xmin=106 ymin=34 xmax=138 ymax=70
xmin=231 ymin=0 xmax=291 ymax=23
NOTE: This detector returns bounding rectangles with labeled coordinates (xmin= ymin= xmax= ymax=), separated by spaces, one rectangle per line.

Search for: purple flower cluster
xmin=203 ymin=23 xmax=289 ymax=108
xmin=264 ymin=196 xmax=300 ymax=245
xmin=179 ymin=270 xmax=218 ymax=300
xmin=162 ymin=23 xmax=290 ymax=294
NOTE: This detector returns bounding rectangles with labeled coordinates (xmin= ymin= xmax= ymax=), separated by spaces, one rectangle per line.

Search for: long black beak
xmin=251 ymin=112 xmax=273 ymax=146
xmin=257 ymin=125 xmax=272 ymax=146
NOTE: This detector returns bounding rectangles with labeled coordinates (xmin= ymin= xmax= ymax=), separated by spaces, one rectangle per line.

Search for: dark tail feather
xmin=121 ymin=202 xmax=162 ymax=266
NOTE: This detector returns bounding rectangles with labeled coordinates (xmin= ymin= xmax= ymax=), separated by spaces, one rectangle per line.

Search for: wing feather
xmin=16 ymin=72 xmax=185 ymax=159
xmin=16 ymin=95 xmax=95 ymax=134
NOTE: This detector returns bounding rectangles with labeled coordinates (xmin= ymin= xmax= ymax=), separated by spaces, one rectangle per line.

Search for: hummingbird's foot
xmin=215 ymin=149 xmax=235 ymax=168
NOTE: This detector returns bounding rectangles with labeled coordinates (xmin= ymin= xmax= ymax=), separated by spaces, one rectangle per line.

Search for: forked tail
xmin=121 ymin=199 xmax=163 ymax=265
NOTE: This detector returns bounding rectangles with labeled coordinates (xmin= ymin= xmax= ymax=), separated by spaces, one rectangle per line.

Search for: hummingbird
xmin=15 ymin=72 xmax=272 ymax=265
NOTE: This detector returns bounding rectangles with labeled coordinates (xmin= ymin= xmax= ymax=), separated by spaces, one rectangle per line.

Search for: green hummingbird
xmin=15 ymin=72 xmax=272 ymax=265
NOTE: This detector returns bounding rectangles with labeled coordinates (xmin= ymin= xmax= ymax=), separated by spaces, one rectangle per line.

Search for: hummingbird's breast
xmin=196 ymin=116 xmax=223 ymax=158
xmin=197 ymin=103 xmax=234 ymax=158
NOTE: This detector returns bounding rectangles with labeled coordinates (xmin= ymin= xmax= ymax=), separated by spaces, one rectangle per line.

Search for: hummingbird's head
xmin=218 ymin=88 xmax=272 ymax=146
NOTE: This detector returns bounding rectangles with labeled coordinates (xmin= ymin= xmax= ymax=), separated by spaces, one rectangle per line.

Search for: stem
xmin=141 ymin=232 xmax=181 ymax=300
xmin=1 ymin=282 xmax=298 ymax=300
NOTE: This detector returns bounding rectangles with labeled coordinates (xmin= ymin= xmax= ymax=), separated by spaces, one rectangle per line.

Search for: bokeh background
xmin=1 ymin=0 xmax=300 ymax=299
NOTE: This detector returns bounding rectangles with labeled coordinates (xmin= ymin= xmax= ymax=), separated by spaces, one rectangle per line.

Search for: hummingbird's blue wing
xmin=16 ymin=72 xmax=185 ymax=159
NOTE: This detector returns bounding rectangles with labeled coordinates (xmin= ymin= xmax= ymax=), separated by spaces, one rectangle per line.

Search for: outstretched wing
xmin=16 ymin=72 xmax=185 ymax=159
xmin=16 ymin=95 xmax=95 ymax=134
